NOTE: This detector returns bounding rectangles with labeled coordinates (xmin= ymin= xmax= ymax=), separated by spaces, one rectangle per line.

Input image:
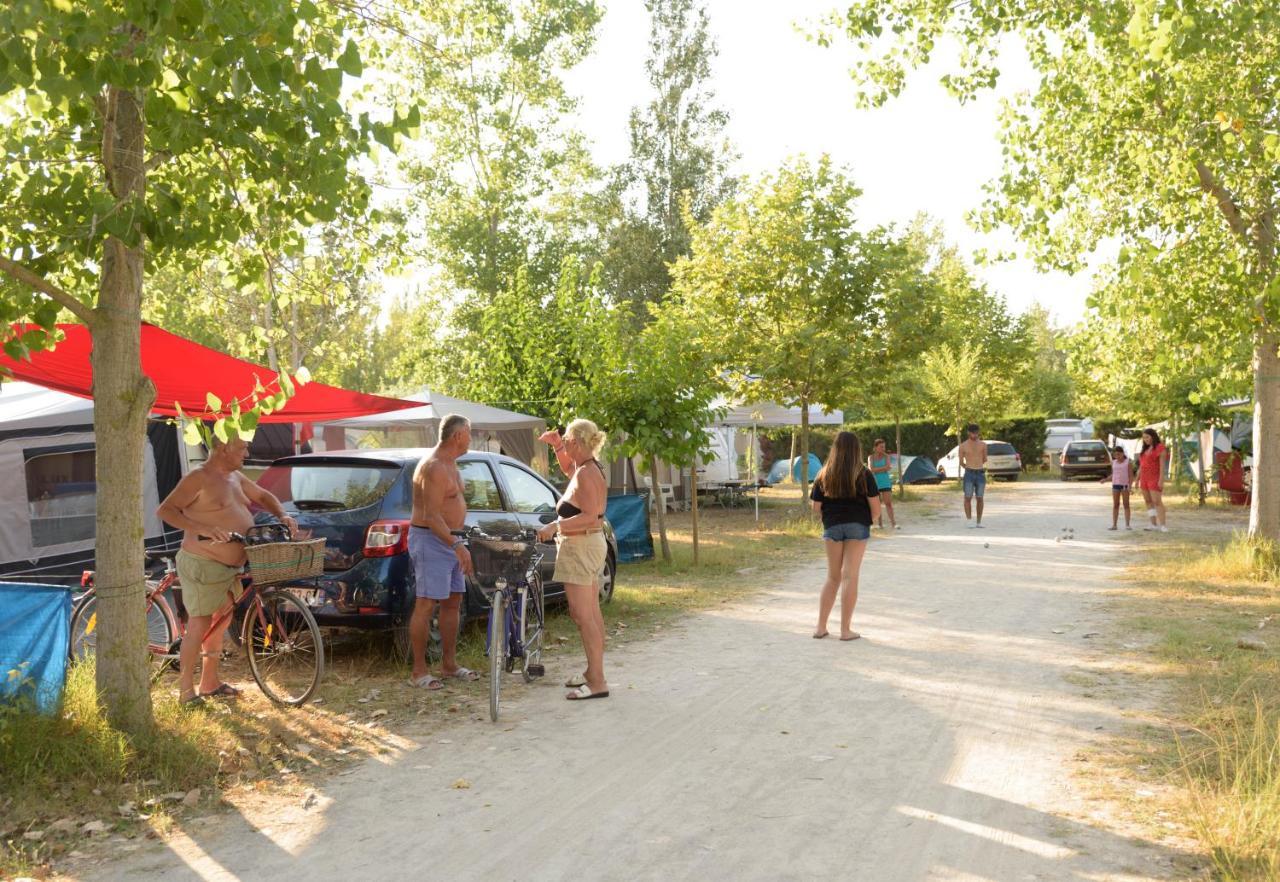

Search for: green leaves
xmin=337 ymin=40 xmax=363 ymax=77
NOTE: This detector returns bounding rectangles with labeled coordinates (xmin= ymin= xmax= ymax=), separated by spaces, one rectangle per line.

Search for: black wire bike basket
xmin=467 ymin=535 xmax=540 ymax=595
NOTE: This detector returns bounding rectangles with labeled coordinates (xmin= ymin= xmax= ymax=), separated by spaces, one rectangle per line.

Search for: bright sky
xmin=565 ymin=0 xmax=1095 ymax=326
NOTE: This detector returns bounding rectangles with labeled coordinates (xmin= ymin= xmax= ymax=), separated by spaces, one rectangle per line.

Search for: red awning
xmin=1 ymin=323 xmax=417 ymax=423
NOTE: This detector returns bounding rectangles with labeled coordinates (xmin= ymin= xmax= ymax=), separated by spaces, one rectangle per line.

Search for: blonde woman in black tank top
xmin=537 ymin=419 xmax=611 ymax=699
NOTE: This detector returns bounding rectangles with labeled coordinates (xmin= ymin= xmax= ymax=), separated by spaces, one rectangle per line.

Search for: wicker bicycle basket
xmin=467 ymin=535 xmax=539 ymax=595
xmin=244 ymin=538 xmax=325 ymax=586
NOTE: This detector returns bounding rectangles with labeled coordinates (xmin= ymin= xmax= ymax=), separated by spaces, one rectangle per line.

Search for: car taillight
xmin=364 ymin=520 xmax=410 ymax=557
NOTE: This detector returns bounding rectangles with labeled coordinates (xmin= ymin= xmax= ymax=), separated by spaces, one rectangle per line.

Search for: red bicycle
xmin=70 ymin=525 xmax=325 ymax=706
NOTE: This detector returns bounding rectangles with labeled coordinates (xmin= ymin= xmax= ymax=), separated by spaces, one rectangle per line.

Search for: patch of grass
xmin=1114 ymin=528 xmax=1280 ymax=881
xmin=1178 ymin=697 xmax=1280 ymax=882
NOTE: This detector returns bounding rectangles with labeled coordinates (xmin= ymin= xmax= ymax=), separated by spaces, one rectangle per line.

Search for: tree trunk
xmin=690 ymin=462 xmax=699 ymax=566
xmin=798 ymin=400 xmax=811 ymax=508
xmin=649 ymin=453 xmax=672 ymax=562
xmin=788 ymin=430 xmax=798 ymax=483
xmin=1250 ymin=330 xmax=1280 ymax=543
xmin=894 ymin=415 xmax=904 ymax=499
xmin=93 ymin=84 xmax=156 ymax=736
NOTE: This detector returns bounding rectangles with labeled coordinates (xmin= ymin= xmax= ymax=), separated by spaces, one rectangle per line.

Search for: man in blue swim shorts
xmin=959 ymin=423 xmax=988 ymax=528
xmin=407 ymin=414 xmax=480 ymax=690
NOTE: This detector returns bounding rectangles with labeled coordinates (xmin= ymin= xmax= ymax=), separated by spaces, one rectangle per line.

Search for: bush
xmin=844 ymin=418 xmax=952 ymax=462
xmin=761 ymin=415 xmax=1048 ymax=473
xmin=987 ymin=415 xmax=1047 ymax=466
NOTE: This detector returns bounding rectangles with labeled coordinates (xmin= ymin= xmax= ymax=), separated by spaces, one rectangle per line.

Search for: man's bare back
xmin=959 ymin=437 xmax=987 ymax=471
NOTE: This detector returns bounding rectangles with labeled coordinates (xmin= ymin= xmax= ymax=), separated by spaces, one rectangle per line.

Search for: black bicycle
xmin=458 ymin=527 xmax=546 ymax=722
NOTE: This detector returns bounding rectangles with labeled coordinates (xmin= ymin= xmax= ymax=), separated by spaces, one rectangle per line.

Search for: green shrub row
xmin=760 ymin=415 xmax=1048 ymax=472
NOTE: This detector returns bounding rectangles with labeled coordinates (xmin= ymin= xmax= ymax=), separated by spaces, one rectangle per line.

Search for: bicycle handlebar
xmin=196 ymin=524 xmax=294 ymax=545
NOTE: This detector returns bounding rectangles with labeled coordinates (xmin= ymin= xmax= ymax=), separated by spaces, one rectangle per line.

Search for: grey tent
xmin=320 ymin=390 xmax=546 ymax=465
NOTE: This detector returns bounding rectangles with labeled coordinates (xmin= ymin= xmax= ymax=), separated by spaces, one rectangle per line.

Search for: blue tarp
xmin=767 ymin=454 xmax=822 ymax=485
xmin=0 ymin=582 xmax=72 ymax=714
xmin=606 ymin=493 xmax=654 ymax=563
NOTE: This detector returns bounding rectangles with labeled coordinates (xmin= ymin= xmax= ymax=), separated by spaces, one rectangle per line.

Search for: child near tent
xmin=1100 ymin=446 xmax=1133 ymax=530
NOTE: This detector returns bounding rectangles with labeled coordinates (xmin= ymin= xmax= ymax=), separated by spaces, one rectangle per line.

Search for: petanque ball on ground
xmin=984 ymin=542 xmax=989 ymax=548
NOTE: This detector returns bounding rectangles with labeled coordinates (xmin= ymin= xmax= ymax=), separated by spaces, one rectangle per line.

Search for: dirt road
xmin=93 ymin=482 xmax=1194 ymax=881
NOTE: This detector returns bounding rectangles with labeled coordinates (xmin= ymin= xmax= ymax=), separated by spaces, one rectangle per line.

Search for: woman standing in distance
xmin=1136 ymin=428 xmax=1170 ymax=532
xmin=810 ymin=431 xmax=881 ymax=641
xmin=868 ymin=438 xmax=898 ymax=529
xmin=538 ymin=420 xmax=610 ymax=699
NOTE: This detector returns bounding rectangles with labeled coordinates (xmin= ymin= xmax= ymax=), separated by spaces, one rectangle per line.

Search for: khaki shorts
xmin=176 ymin=550 xmax=244 ymax=618
xmin=553 ymin=532 xmax=607 ymax=586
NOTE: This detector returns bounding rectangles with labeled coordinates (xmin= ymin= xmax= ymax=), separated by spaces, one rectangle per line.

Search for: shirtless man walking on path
xmin=407 ymin=413 xmax=478 ymax=690
xmin=959 ymin=423 xmax=988 ymax=528
xmin=157 ymin=436 xmax=297 ymax=704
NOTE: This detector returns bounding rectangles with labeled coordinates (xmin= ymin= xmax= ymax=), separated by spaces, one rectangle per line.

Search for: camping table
xmin=717 ymin=481 xmax=748 ymax=508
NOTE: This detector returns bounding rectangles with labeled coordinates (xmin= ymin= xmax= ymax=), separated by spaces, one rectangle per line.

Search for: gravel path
xmin=88 ymin=482 xmax=1192 ymax=881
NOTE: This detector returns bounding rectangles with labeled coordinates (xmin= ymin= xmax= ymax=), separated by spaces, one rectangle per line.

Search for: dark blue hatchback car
xmin=253 ymin=449 xmax=617 ymax=653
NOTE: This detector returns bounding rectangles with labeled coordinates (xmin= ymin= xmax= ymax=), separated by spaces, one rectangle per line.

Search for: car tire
xmin=598 ymin=552 xmax=616 ymax=605
xmin=1007 ymin=474 xmax=1019 ymax=482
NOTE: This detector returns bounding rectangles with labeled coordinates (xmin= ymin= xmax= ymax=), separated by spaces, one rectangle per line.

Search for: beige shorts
xmin=176 ymin=550 xmax=244 ymax=618
xmin=553 ymin=532 xmax=607 ymax=586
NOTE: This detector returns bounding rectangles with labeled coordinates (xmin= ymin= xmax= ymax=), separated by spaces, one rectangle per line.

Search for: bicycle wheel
xmin=521 ymin=572 xmax=545 ymax=683
xmin=243 ymin=588 xmax=325 ymax=706
xmin=488 ymin=590 xmax=505 ymax=722
xmin=69 ymin=585 xmax=179 ymax=663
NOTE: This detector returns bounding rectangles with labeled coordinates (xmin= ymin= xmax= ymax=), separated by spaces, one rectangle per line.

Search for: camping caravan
xmin=1044 ymin=418 xmax=1095 ymax=468
xmin=697 ymin=426 xmax=740 ymax=487
xmin=0 ymin=382 xmax=185 ymax=585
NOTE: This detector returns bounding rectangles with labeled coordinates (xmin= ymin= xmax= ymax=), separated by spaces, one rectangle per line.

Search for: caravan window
xmin=25 ymin=444 xmax=97 ymax=547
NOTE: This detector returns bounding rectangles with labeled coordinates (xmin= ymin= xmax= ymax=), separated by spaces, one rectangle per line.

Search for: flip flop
xmin=408 ymin=674 xmax=445 ymax=691
xmin=180 ymin=693 xmax=205 ymax=707
xmin=812 ymin=631 xmax=829 ymax=639
xmin=839 ymin=633 xmax=862 ymax=642
xmin=564 ymin=673 xmax=587 ymax=688
xmin=199 ymin=682 xmax=241 ymax=698
xmin=566 ymin=684 xmax=609 ymax=701
xmin=443 ymin=667 xmax=479 ymax=682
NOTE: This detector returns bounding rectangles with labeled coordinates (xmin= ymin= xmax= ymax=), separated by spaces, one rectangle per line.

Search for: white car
xmin=936 ymin=440 xmax=1022 ymax=482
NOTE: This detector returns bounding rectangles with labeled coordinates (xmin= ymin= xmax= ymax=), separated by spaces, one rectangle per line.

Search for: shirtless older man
xmin=157 ymin=436 xmax=297 ymax=704
xmin=407 ymin=413 xmax=477 ymax=690
xmin=959 ymin=423 xmax=988 ymax=528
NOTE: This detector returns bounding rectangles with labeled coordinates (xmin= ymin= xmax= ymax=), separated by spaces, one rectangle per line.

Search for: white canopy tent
xmin=711 ymin=398 xmax=845 ymax=520
xmin=0 ymin=380 xmax=96 ymax=432
xmin=321 ymin=390 xmax=545 ymax=465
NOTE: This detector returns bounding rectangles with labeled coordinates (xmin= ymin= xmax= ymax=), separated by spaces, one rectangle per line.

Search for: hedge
xmin=760 ymin=415 xmax=1048 ymax=473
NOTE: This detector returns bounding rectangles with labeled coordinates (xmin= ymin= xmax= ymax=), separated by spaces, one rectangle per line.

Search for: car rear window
xmin=1070 ymin=441 xmax=1107 ymax=452
xmin=256 ymin=463 xmax=401 ymax=512
xmin=986 ymin=443 xmax=1016 ymax=456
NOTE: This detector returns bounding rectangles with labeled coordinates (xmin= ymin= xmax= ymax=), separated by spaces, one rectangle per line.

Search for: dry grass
xmin=1111 ymin=524 xmax=1280 ymax=881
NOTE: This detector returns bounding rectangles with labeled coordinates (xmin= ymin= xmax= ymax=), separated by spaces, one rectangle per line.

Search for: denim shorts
xmin=1112 ymin=484 xmax=1131 ymax=493
xmin=822 ymin=522 xmax=870 ymax=542
xmin=963 ymin=469 xmax=986 ymax=498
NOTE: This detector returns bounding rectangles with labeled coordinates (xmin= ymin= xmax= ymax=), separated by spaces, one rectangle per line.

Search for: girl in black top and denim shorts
xmin=808 ymin=432 xmax=881 ymax=641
